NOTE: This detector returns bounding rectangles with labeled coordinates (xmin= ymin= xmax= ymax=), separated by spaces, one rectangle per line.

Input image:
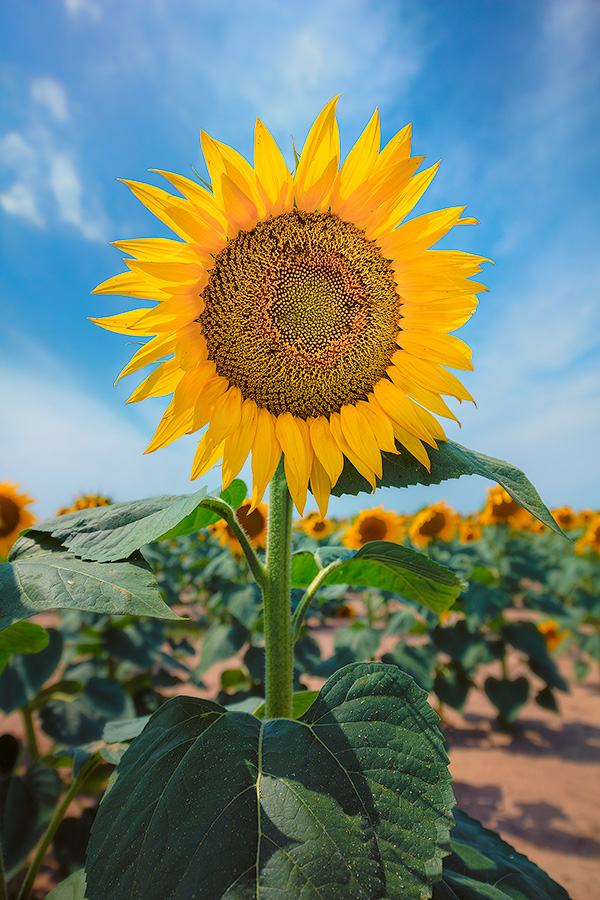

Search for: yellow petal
xmin=397 ymin=332 xmax=474 ymax=370
xmin=294 ymin=97 xmax=340 ymax=209
xmin=250 ymin=408 xmax=281 ymax=510
xmin=329 ymin=412 xmax=376 ymax=490
xmin=115 ymin=332 xmax=177 ymax=384
xmin=333 ymin=108 xmax=380 ymax=204
xmin=222 ymin=399 xmax=258 ymax=489
xmin=112 ymin=238 xmax=188 ymax=261
xmin=376 ymin=123 xmax=412 ymax=171
xmin=309 ymin=416 xmax=344 ymax=485
xmin=92 ymin=271 xmax=170 ymax=301
xmin=387 ymin=417 xmax=432 ymax=470
xmin=388 ymin=365 xmax=461 ymax=423
xmin=126 ymin=357 xmax=184 ymax=403
xmin=380 ymin=207 xmax=466 ymax=258
xmin=275 ymin=413 xmax=312 ymax=514
xmin=391 ymin=352 xmax=474 ymax=402
xmin=357 ymin=399 xmax=398 ymax=453
xmin=372 ymin=378 xmax=437 ymax=444
xmin=207 ymin=386 xmax=243 ymax=444
xmin=174 ymin=324 xmax=208 ymax=371
xmin=190 ymin=432 xmax=226 ymax=481
xmin=150 ymin=170 xmax=226 ymax=231
xmin=145 ymin=397 xmax=194 ymax=453
xmin=339 ymin=404 xmax=382 ymax=478
xmin=309 ymin=454 xmax=332 ymax=519
xmin=192 ymin=376 xmax=229 ymax=431
xmin=254 ymin=118 xmax=293 ymax=214
xmin=220 ymin=173 xmax=259 ymax=236
xmin=370 ymin=161 xmax=441 ymax=238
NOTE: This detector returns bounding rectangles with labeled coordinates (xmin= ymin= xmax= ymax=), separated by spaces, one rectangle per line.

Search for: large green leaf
xmin=21 ymin=479 xmax=246 ymax=563
xmin=292 ymin=541 xmax=462 ymax=615
xmin=0 ymin=534 xmax=178 ymax=631
xmin=0 ymin=621 xmax=49 ymax=677
xmin=0 ymin=628 xmax=62 ymax=713
xmin=45 ymin=869 xmax=88 ymax=900
xmin=332 ymin=440 xmax=562 ymax=536
xmin=435 ymin=809 xmax=571 ymax=899
xmin=86 ymin=662 xmax=454 ymax=900
xmin=0 ymin=762 xmax=61 ymax=878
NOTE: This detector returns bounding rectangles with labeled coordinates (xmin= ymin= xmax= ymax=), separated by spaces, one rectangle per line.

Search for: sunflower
xmin=0 ymin=481 xmax=37 ymax=558
xmin=93 ymin=99 xmax=487 ymax=516
xmin=478 ymin=486 xmax=524 ymax=527
xmin=299 ymin=511 xmax=335 ymax=540
xmin=458 ymin=515 xmax=482 ymax=543
xmin=537 ymin=619 xmax=570 ymax=652
xmin=55 ymin=493 xmax=113 ymax=516
xmin=550 ymin=506 xmax=577 ymax=531
xmin=575 ymin=514 xmax=600 ymax=556
xmin=343 ymin=506 xmax=406 ymax=549
xmin=408 ymin=500 xmax=457 ymax=548
xmin=210 ymin=500 xmax=268 ymax=556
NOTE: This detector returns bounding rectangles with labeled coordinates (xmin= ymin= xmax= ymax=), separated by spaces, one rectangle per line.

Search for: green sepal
xmin=332 ymin=440 xmax=564 ymax=536
xmin=292 ymin=541 xmax=462 ymax=615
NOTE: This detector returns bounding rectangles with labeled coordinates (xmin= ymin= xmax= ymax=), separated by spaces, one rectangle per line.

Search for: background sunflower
xmin=0 ymin=480 xmax=37 ymax=558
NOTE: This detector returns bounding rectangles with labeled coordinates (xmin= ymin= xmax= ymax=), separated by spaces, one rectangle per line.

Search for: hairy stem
xmin=202 ymin=498 xmax=267 ymax=589
xmin=262 ymin=458 xmax=293 ymax=719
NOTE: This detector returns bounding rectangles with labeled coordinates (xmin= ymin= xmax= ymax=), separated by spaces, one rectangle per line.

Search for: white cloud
xmin=30 ymin=77 xmax=69 ymax=123
xmin=62 ymin=0 xmax=101 ymax=20
xmin=0 ymin=183 xmax=44 ymax=227
xmin=49 ymin=153 xmax=107 ymax=241
xmin=0 ymin=80 xmax=109 ymax=241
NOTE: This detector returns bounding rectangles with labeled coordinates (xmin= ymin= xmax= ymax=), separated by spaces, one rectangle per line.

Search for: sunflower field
xmin=1 ymin=102 xmax=594 ymax=899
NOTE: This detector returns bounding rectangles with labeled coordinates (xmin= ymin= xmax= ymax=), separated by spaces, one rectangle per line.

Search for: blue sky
xmin=1 ymin=0 xmax=599 ymax=521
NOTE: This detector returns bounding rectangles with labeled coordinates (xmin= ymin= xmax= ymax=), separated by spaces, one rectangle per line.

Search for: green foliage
xmin=0 ymin=760 xmax=61 ymax=878
xmin=333 ymin=440 xmax=563 ymax=535
xmin=86 ymin=663 xmax=454 ymax=900
xmin=0 ymin=534 xmax=177 ymax=629
xmin=292 ymin=540 xmax=462 ymax=615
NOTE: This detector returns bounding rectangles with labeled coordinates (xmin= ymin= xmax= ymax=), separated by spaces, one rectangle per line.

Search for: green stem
xmin=21 ymin=706 xmax=39 ymax=761
xmin=290 ymin=563 xmax=337 ymax=642
xmin=202 ymin=498 xmax=267 ymax=588
xmin=262 ymin=458 xmax=293 ymax=719
xmin=17 ymin=754 xmax=102 ymax=900
xmin=0 ymin=844 xmax=8 ymax=900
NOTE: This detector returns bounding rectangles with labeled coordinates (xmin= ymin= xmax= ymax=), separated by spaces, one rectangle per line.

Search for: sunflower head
xmin=537 ymin=619 xmax=570 ymax=652
xmin=550 ymin=506 xmax=577 ymax=531
xmin=210 ymin=500 xmax=268 ymax=556
xmin=458 ymin=515 xmax=482 ymax=543
xmin=575 ymin=514 xmax=600 ymax=556
xmin=93 ymin=99 xmax=487 ymax=515
xmin=478 ymin=486 xmax=524 ymax=527
xmin=0 ymin=481 xmax=37 ymax=558
xmin=342 ymin=506 xmax=406 ymax=549
xmin=408 ymin=501 xmax=457 ymax=548
xmin=55 ymin=493 xmax=113 ymax=516
xmin=299 ymin=512 xmax=335 ymax=541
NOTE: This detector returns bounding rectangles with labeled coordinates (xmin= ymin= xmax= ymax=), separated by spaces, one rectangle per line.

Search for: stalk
xmin=262 ymin=458 xmax=293 ymax=719
xmin=17 ymin=754 xmax=102 ymax=900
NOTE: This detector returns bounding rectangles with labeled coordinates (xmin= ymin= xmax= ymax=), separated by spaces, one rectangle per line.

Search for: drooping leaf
xmin=0 ymin=534 xmax=179 ymax=631
xmin=0 ymin=621 xmax=49 ymax=656
xmin=86 ymin=662 xmax=454 ymax=900
xmin=39 ymin=677 xmax=134 ymax=745
xmin=292 ymin=541 xmax=462 ymax=615
xmin=332 ymin=440 xmax=563 ymax=536
xmin=21 ymin=479 xmax=246 ymax=563
xmin=484 ymin=676 xmax=530 ymax=724
xmin=435 ymin=809 xmax=571 ymax=899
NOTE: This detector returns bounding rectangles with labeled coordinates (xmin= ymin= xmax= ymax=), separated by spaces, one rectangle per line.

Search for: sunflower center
xmin=0 ymin=496 xmax=20 ymax=538
xmin=232 ymin=503 xmax=266 ymax=540
xmin=359 ymin=516 xmax=389 ymax=542
xmin=200 ymin=210 xmax=400 ymax=418
xmin=418 ymin=511 xmax=447 ymax=537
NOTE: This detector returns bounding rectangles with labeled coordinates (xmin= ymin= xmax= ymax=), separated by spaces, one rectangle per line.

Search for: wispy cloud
xmin=0 ymin=77 xmax=109 ymax=241
xmin=61 ymin=0 xmax=102 ymax=21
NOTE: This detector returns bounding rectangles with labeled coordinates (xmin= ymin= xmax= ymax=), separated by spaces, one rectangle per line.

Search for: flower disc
xmin=202 ymin=211 xmax=400 ymax=418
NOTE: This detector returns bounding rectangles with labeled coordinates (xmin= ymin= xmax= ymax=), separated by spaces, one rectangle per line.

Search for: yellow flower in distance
xmin=93 ymin=99 xmax=488 ymax=516
xmin=343 ymin=506 xmax=406 ymax=549
xmin=55 ymin=494 xmax=112 ymax=516
xmin=537 ymin=619 xmax=570 ymax=652
xmin=458 ymin=515 xmax=482 ymax=543
xmin=478 ymin=486 xmax=524 ymax=526
xmin=408 ymin=500 xmax=457 ymax=547
xmin=300 ymin=512 xmax=335 ymax=540
xmin=211 ymin=500 xmax=268 ymax=556
xmin=0 ymin=481 xmax=37 ymax=558
xmin=575 ymin=514 xmax=600 ymax=556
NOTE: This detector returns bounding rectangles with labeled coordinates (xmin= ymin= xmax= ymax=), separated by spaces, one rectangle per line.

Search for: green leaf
xmin=484 ymin=676 xmax=530 ymax=724
xmin=0 ymin=762 xmax=61 ymax=878
xmin=435 ymin=809 xmax=571 ymax=899
xmin=102 ymin=716 xmax=151 ymax=744
xmin=0 ymin=621 xmax=49 ymax=655
xmin=332 ymin=440 xmax=563 ymax=536
xmin=86 ymin=662 xmax=454 ymax=900
xmin=292 ymin=541 xmax=462 ymax=615
xmin=253 ymin=689 xmax=319 ymax=721
xmin=45 ymin=869 xmax=88 ymax=900
xmin=193 ymin=622 xmax=248 ymax=679
xmin=22 ymin=480 xmax=246 ymax=563
xmin=0 ymin=629 xmax=63 ymax=713
xmin=0 ymin=534 xmax=179 ymax=631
